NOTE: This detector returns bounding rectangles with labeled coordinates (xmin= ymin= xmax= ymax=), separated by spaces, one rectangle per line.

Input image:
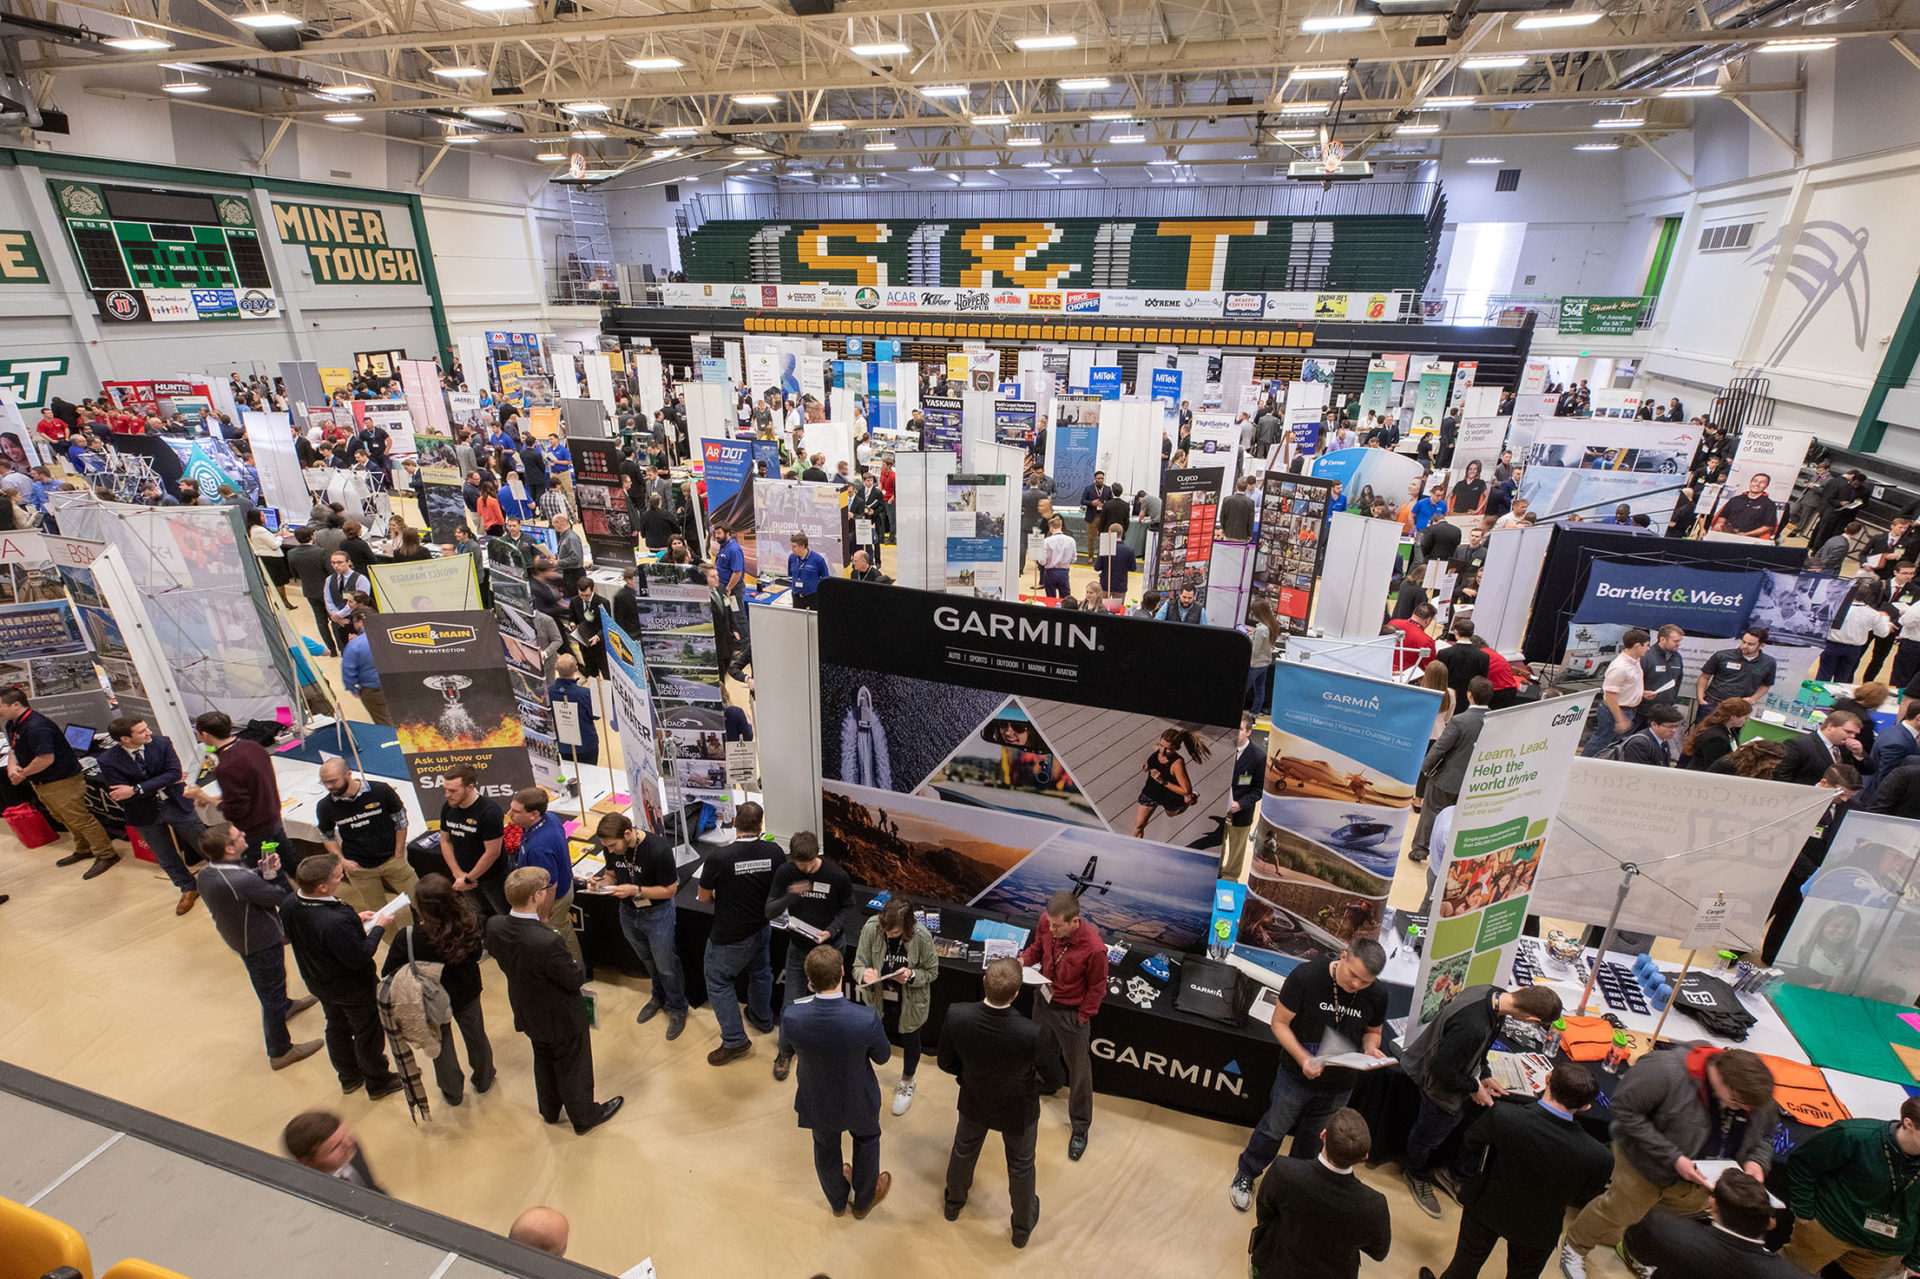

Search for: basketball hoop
xmin=1322 ymin=139 xmax=1347 ymax=174
xmin=569 ymin=153 xmax=587 ymax=179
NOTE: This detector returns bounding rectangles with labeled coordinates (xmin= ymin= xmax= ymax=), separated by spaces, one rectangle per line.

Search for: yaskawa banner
xmin=1574 ymin=560 xmax=1764 ymax=634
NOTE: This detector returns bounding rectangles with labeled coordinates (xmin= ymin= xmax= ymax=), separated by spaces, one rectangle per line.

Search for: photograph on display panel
xmin=1154 ymin=467 xmax=1225 ymax=596
xmin=1253 ymin=472 xmax=1336 ymax=633
xmin=817 ymin=580 xmax=1245 ymax=951
xmin=1780 ymin=810 xmax=1920 ymax=1002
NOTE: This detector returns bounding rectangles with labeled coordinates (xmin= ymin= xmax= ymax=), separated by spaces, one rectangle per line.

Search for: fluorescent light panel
xmin=1462 ymin=54 xmax=1528 ymax=69
xmin=161 ymin=81 xmax=208 ymax=94
xmin=1271 ymin=128 xmax=1317 ymax=140
xmin=1464 ymin=155 xmax=1503 ymax=163
xmin=660 ymin=126 xmax=700 ymax=137
xmin=732 ymin=93 xmax=779 ymax=105
xmin=1013 ymin=34 xmax=1078 ymax=50
xmin=1058 ymin=77 xmax=1110 ymax=91
xmin=323 ymin=111 xmax=362 ymax=122
xmin=535 ymin=152 xmax=565 ymax=161
xmin=1575 ymin=141 xmax=1620 ymax=150
xmin=864 ymin=141 xmax=897 ymax=151
xmin=849 ymin=42 xmax=911 ymax=56
xmin=809 ymin=120 xmax=847 ymax=131
xmin=1288 ymin=66 xmax=1347 ymax=80
xmin=562 ymin=101 xmax=610 ymax=114
xmin=1761 ymin=37 xmax=1836 ymax=51
xmin=1595 ymin=116 xmax=1644 ymax=127
xmin=1427 ymin=95 xmax=1476 ymax=107
xmin=431 ymin=65 xmax=486 ymax=78
xmin=1396 ymin=122 xmax=1440 ymax=133
xmin=1110 ymin=132 xmax=1147 ymax=143
xmin=1513 ymin=12 xmax=1601 ymax=28
xmin=919 ymin=85 xmax=970 ymax=97
xmin=105 ymin=35 xmax=173 ymax=50
xmin=233 ymin=11 xmax=302 ymax=27
xmin=1278 ymin=101 xmax=1331 ymax=114
xmin=1660 ymin=83 xmax=1722 ymax=96
xmin=460 ymin=0 xmax=534 ymax=10
xmin=465 ymin=106 xmax=509 ymax=118
xmin=1006 ymin=135 xmax=1043 ymax=146
xmin=321 ymin=83 xmax=373 ymax=97
xmin=1301 ymin=14 xmax=1374 ymax=30
xmin=972 ymin=114 xmax=1011 ymax=125
xmin=626 ymin=56 xmax=685 ymax=70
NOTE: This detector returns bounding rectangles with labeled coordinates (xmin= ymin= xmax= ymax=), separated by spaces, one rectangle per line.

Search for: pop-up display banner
xmin=1253 ymin=470 xmax=1336 ymax=635
xmin=602 ymin=610 xmax=669 ymax=838
xmin=1152 ymin=466 xmax=1226 ymax=598
xmin=570 ymin=436 xmax=634 ymax=564
xmin=815 ymin=578 xmax=1244 ymax=951
xmin=1708 ymin=426 xmax=1813 ymax=540
xmin=755 ymin=479 xmax=849 ymax=575
xmin=1777 ymin=809 xmax=1920 ymax=1003
xmin=702 ymin=438 xmax=755 ymax=574
xmin=1412 ymin=696 xmax=1587 ymax=1025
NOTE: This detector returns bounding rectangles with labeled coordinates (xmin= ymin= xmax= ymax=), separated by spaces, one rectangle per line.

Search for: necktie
xmin=132 ymin=748 xmax=143 ymax=767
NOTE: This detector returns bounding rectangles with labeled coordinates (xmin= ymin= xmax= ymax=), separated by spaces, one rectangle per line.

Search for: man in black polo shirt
xmin=437 ymin=763 xmax=507 ymax=918
xmin=698 ymin=801 xmax=781 ymax=1067
xmin=1711 ymin=473 xmax=1781 ymax=539
xmin=766 ymin=830 xmax=854 ymax=1082
xmin=592 ymin=811 xmax=687 ymax=1040
xmin=1695 ymin=628 xmax=1778 ymax=717
xmin=0 ymin=688 xmax=117 ymax=876
xmin=315 ymin=759 xmax=415 ymax=925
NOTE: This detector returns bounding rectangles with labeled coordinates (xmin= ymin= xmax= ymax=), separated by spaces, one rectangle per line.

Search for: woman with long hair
xmin=475 ymin=479 xmax=505 ymax=536
xmin=1412 ymin=660 xmax=1454 ymax=811
xmin=1682 ymin=697 xmax=1751 ymax=771
xmin=1450 ymin=459 xmax=1488 ymax=514
xmin=1133 ymin=727 xmax=1212 ymax=837
xmin=380 ymin=873 xmax=494 ymax=1105
xmin=245 ymin=507 xmax=294 ymax=608
xmin=852 ymin=897 xmax=938 ymax=1115
xmin=1244 ymin=596 xmax=1280 ymax=713
xmin=1708 ymin=737 xmax=1788 ymax=779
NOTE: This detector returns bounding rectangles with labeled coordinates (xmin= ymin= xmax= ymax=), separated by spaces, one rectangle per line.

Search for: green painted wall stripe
xmin=1852 ymin=268 xmax=1920 ymax=453
xmin=0 ymin=147 xmax=451 ymax=360
xmin=1643 ymin=215 xmax=1680 ymax=299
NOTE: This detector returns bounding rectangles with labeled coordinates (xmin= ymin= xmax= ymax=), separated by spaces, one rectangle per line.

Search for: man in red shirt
xmin=183 ymin=711 xmax=286 ymax=868
xmin=1017 ymin=891 xmax=1109 ymax=1162
xmin=1470 ymin=634 xmax=1523 ymax=708
xmin=34 ymin=408 xmax=67 ymax=446
xmin=877 ymin=459 xmax=897 ymax=544
xmin=1387 ymin=602 xmax=1438 ymax=675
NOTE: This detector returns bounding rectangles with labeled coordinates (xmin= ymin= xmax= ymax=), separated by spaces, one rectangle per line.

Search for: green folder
xmin=1770 ymin=982 xmax=1920 ymax=1086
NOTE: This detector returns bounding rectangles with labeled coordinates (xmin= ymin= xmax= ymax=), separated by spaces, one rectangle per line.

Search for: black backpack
xmin=1173 ymin=957 xmax=1250 ymax=1026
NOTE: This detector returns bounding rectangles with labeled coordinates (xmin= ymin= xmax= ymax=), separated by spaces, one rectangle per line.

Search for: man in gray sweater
xmin=195 ymin=825 xmax=321 ymax=1070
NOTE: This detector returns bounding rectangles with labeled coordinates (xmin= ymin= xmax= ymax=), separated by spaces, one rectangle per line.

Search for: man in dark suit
xmin=485 ymin=866 xmax=624 ymax=1134
xmin=99 ymin=715 xmax=207 ymax=916
xmin=282 ymin=1110 xmax=385 ymax=1193
xmin=1411 ymin=676 xmax=1490 ymax=862
xmin=283 ymin=852 xmax=404 ymax=1099
xmin=1419 ymin=1064 xmax=1612 ymax=1279
xmin=1776 ymin=710 xmax=1867 ymax=785
xmin=1863 ymin=703 xmax=1920 ymax=807
xmin=783 ymin=943 xmax=893 ymax=1218
xmin=939 ymin=957 xmax=1066 ymax=1247
xmin=1248 ymin=1107 xmax=1390 ymax=1279
xmin=1622 ymin=1168 xmax=1804 ymax=1278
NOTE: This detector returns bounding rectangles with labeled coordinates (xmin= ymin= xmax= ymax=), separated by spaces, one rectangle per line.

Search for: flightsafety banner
xmin=1411 ymin=696 xmax=1588 ymax=1026
xmin=602 ymin=610 xmax=669 ymax=838
xmin=1241 ymin=664 xmax=1442 ymax=970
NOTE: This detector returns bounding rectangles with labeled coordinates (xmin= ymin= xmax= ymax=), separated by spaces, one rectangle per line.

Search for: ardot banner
xmin=1242 ymin=664 xmax=1442 ymax=971
xmin=702 ymin=439 xmax=755 ymax=574
xmin=366 ymin=610 xmax=536 ymax=820
xmin=1573 ymin=560 xmax=1764 ymax=634
xmin=1411 ymin=696 xmax=1588 ymax=1026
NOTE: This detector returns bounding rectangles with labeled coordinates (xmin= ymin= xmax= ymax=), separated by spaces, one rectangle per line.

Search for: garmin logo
xmin=1092 ymin=1038 xmax=1244 ymax=1095
xmin=1594 ymin=583 xmax=1746 ymax=607
xmin=1322 ymin=692 xmax=1381 ymax=711
xmin=932 ymin=605 xmax=1100 ymax=650
xmin=1189 ymin=982 xmax=1228 ymax=999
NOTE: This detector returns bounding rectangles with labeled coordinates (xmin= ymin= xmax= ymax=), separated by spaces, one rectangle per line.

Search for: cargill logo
xmin=388 ymin=622 xmax=478 ymax=649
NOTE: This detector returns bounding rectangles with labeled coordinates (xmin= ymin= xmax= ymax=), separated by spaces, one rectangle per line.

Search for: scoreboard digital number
xmin=49 ymin=179 xmax=281 ymax=324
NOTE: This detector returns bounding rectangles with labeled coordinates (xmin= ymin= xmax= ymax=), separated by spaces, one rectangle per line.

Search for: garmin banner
xmin=1242 ymin=664 xmax=1443 ymax=971
xmin=1574 ymin=560 xmax=1764 ymax=634
xmin=1411 ymin=696 xmax=1588 ymax=1026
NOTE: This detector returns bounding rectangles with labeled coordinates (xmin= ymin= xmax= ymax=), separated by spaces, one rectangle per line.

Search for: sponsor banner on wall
xmin=1558 ymin=295 xmax=1648 ymax=335
xmin=1153 ymin=466 xmax=1226 ymax=597
xmin=1574 ymin=560 xmax=1764 ymax=633
xmin=814 ymin=578 xmax=1244 ymax=950
xmin=366 ymin=611 xmax=536 ymax=818
xmin=662 ymin=281 xmax=1401 ymax=322
xmin=1254 ymin=472 xmax=1337 ymax=635
xmin=944 ymin=473 xmax=1013 ymax=598
xmin=1412 ymin=697 xmax=1588 ymax=1024
xmin=271 ymin=201 xmax=422 ymax=286
xmin=1242 ymin=664 xmax=1442 ymax=971
xmin=755 ymin=478 xmax=849 ymax=576
xmin=570 ymin=436 xmax=634 ymax=563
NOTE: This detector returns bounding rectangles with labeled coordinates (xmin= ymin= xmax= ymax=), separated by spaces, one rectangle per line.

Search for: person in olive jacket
xmin=852 ymin=897 xmax=939 ymax=1116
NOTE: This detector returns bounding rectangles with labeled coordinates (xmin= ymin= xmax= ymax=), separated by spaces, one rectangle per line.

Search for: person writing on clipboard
xmin=1229 ymin=939 xmax=1389 ymax=1213
xmin=765 ymin=832 xmax=852 ymax=1084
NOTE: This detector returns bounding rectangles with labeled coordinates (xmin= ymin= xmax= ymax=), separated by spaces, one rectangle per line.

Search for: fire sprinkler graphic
xmin=423 ymin=674 xmax=479 ymax=739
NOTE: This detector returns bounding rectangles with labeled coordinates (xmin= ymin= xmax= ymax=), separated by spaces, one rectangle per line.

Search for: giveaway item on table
xmin=1172 ymin=956 xmax=1249 ymax=1025
xmin=1670 ymin=972 xmax=1756 ymax=1041
xmin=1125 ymin=975 xmax=1160 ymax=1009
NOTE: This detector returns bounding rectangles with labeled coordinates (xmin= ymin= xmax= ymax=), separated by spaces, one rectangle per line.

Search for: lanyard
xmin=1887 ymin=1131 xmax=1920 ymax=1200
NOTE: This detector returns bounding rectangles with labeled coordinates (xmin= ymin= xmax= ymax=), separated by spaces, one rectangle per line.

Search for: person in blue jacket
xmin=547 ymin=654 xmax=599 ymax=769
xmin=788 ymin=532 xmax=829 ymax=610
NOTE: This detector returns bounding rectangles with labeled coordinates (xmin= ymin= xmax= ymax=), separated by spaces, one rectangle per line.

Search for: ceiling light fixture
xmin=232 ymin=11 xmax=302 ymax=28
xmin=465 ymin=106 xmax=509 ymax=118
xmin=161 ymin=80 xmax=208 ymax=94
xmin=732 ymin=145 xmax=768 ymax=155
xmin=1595 ymin=116 xmax=1644 ymax=127
xmin=535 ymin=152 xmax=565 ymax=161
xmin=850 ymin=41 xmax=911 ymax=56
xmin=1006 ymin=135 xmax=1043 ymax=146
xmin=445 ymin=133 xmax=480 ymax=144
xmin=1301 ymin=14 xmax=1374 ymax=30
xmin=431 ymin=65 xmax=486 ymax=79
xmin=1147 ymin=158 xmax=1181 ymax=165
xmin=1575 ymin=141 xmax=1621 ymax=150
xmin=1396 ymin=122 xmax=1440 ymax=133
xmin=1288 ymin=66 xmax=1347 ymax=81
xmin=1464 ymin=155 xmax=1503 ymax=164
xmin=1057 ymin=77 xmax=1111 ymax=91
xmin=570 ymin=129 xmax=606 ymax=139
xmin=732 ymin=93 xmax=779 ymax=105
xmin=1514 ymin=11 xmax=1601 ymax=28
xmin=971 ymin=114 xmax=1011 ymax=125
xmin=320 ymin=83 xmax=373 ymax=97
xmin=864 ymin=141 xmax=897 ymax=151
xmin=1462 ymin=54 xmax=1529 ymax=69
xmin=1760 ymin=36 xmax=1837 ymax=51
xmin=626 ymin=56 xmax=685 ymax=70
xmin=1427 ymin=95 xmax=1476 ymax=107
xmin=909 ymin=164 xmax=935 ymax=172
xmin=919 ymin=84 xmax=970 ymax=97
xmin=1271 ymin=128 xmax=1317 ymax=140
xmin=1277 ymin=101 xmax=1331 ymax=114
xmin=1110 ymin=132 xmax=1147 ymax=143
xmin=1090 ymin=111 xmax=1136 ymax=121
xmin=562 ymin=101 xmax=610 ymax=114
xmin=105 ymin=34 xmax=174 ymax=50
xmin=660 ymin=126 xmax=700 ymax=137
xmin=1013 ymin=34 xmax=1078 ymax=50
xmin=460 ymin=0 xmax=535 ymax=11
xmin=809 ymin=120 xmax=847 ymax=131
xmin=1660 ymin=83 xmax=1722 ymax=96
xmin=1021 ymin=160 xmax=1050 ymax=167
xmin=323 ymin=111 xmax=363 ymax=123
xmin=1049 ymin=167 xmax=1073 ymax=173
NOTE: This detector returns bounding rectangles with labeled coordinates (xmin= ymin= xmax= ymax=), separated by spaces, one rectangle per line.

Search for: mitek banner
xmin=1573 ymin=560 xmax=1764 ymax=635
xmin=1411 ymin=696 xmax=1588 ymax=1025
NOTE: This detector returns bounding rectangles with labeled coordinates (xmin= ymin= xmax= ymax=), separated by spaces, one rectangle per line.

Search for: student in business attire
xmin=195 ymin=825 xmax=320 ymax=1070
xmin=99 ymin=715 xmax=206 ymax=915
xmin=1775 ymin=710 xmax=1868 ymax=785
xmin=784 ymin=943 xmax=894 ymax=1218
xmin=1017 ymin=890 xmax=1110 ymax=1161
xmin=767 ymin=830 xmax=854 ymax=1082
xmin=1410 ymin=677 xmax=1490 ymax=862
xmin=1616 ymin=703 xmax=1685 ymax=767
xmin=547 ymin=654 xmax=600 ymax=770
xmin=321 ymin=550 xmax=370 ymax=653
xmin=314 ymin=758 xmax=414 ymax=923
xmin=283 ymin=851 xmax=405 ymax=1099
xmin=380 ymin=873 xmax=494 ymax=1107
xmin=940 ymin=957 xmax=1066 ymax=1247
xmin=485 ymin=865 xmax=624 ymax=1134
xmin=1419 ymin=1064 xmax=1613 ymax=1279
xmin=1621 ymin=1168 xmax=1804 ymax=1279
xmin=282 ymin=1111 xmax=386 ymax=1193
xmin=1248 ymin=1108 xmax=1391 ymax=1279
xmin=1222 ymin=712 xmax=1265 ymax=881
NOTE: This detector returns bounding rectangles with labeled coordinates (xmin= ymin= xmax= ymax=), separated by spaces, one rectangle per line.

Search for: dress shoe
xmin=1068 ymin=1131 xmax=1088 ymax=1161
xmin=943 ymin=1199 xmax=963 ymax=1222
xmin=1419 ymin=1269 xmax=1439 ymax=1279
xmin=707 ymin=1042 xmax=753 ymax=1067
xmin=665 ymin=1010 xmax=687 ymax=1041
xmin=341 ymin=1080 xmax=365 ymax=1095
xmin=834 ymin=1170 xmax=852 ymax=1217
xmin=473 ymin=1072 xmax=495 ymax=1094
xmin=1012 ymin=1196 xmax=1040 ymax=1248
xmin=366 ymin=1077 xmax=405 ymax=1101
xmin=270 ymin=1040 xmax=322 ymax=1071
xmin=54 ymin=850 xmax=90 ymax=868
xmin=175 ymin=889 xmax=199 ymax=916
xmin=574 ymin=1095 xmax=624 ymax=1134
xmin=851 ymin=1171 xmax=891 ymax=1220
xmin=772 ymin=1051 xmax=794 ymax=1081
xmin=83 ymin=853 xmax=121 ymax=879
xmin=289 ymin=995 xmax=319 ymax=1018
xmin=634 ymin=998 xmax=663 ymax=1025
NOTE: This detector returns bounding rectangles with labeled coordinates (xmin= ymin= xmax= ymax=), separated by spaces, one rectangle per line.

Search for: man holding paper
xmin=283 ymin=850 xmax=404 ymax=1100
xmin=1019 ymin=891 xmax=1109 ymax=1162
xmin=1229 ymin=939 xmax=1389 ymax=1213
xmin=766 ymin=831 xmax=853 ymax=1083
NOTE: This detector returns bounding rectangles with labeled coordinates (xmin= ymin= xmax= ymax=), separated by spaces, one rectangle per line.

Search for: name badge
xmin=1865 ymin=1214 xmax=1900 ymax=1238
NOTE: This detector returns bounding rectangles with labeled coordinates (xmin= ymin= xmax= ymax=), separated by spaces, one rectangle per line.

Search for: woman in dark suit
xmin=1681 ymin=697 xmax=1752 ymax=771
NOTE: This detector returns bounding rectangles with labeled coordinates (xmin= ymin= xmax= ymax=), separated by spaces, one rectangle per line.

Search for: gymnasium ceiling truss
xmin=7 ymin=0 xmax=1919 ymax=183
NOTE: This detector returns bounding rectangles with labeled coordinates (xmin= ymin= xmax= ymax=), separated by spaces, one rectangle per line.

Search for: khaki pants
xmin=546 ymin=886 xmax=582 ymax=963
xmin=357 ymin=686 xmax=392 ymax=726
xmin=339 ymin=856 xmax=418 ymax=929
xmin=1222 ymin=822 xmax=1253 ymax=881
xmin=1567 ymin=1143 xmax=1710 ymax=1255
xmin=33 ymin=771 xmax=113 ymax=859
xmin=1783 ymin=1214 xmax=1905 ymax=1279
